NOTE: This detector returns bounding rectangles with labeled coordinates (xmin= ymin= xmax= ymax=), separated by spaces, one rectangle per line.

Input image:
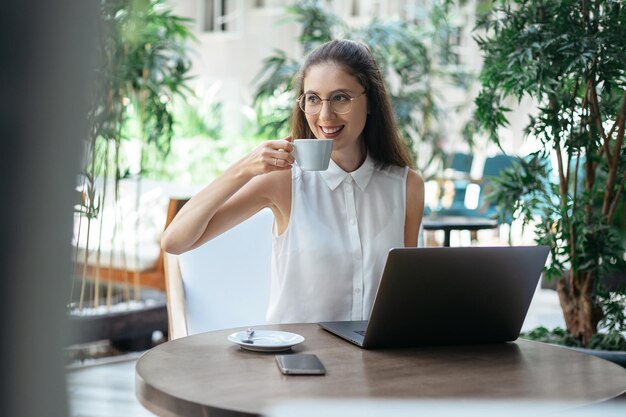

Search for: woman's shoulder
xmin=374 ymin=162 xmax=415 ymax=181
xmin=405 ymin=168 xmax=424 ymax=190
xmin=373 ymin=164 xmax=423 ymax=191
xmin=405 ymin=168 xmax=425 ymax=217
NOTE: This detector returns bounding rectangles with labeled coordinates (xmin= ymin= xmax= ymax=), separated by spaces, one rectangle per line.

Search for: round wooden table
xmin=136 ymin=324 xmax=626 ymax=417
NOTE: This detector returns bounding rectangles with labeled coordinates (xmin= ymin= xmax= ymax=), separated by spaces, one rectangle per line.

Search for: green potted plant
xmin=69 ymin=0 xmax=194 ymax=349
xmin=474 ymin=0 xmax=626 ymax=357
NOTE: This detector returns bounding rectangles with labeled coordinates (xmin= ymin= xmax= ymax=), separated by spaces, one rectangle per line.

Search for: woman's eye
xmin=331 ymin=94 xmax=350 ymax=102
xmin=306 ymin=95 xmax=321 ymax=104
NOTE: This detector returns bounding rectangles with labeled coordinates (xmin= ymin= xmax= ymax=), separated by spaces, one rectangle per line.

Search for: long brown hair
xmin=291 ymin=39 xmax=414 ymax=168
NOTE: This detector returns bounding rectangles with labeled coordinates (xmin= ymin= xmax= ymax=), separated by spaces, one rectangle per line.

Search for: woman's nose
xmin=319 ymin=100 xmax=336 ymax=120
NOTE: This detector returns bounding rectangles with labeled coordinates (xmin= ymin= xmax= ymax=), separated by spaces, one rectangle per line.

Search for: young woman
xmin=161 ymin=39 xmax=424 ymax=323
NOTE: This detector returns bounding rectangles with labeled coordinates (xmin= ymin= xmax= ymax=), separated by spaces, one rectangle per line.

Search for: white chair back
xmin=175 ymin=208 xmax=273 ymax=336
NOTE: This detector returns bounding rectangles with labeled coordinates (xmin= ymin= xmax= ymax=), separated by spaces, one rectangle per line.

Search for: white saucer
xmin=227 ymin=330 xmax=305 ymax=352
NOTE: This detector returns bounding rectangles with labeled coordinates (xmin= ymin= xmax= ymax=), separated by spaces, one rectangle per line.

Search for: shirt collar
xmin=320 ymin=153 xmax=375 ymax=191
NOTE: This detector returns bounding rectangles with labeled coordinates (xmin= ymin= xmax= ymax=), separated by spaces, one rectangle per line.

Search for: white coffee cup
xmin=292 ymin=139 xmax=333 ymax=171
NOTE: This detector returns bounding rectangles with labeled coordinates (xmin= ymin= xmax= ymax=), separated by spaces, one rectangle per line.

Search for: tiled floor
xmin=67 ymin=354 xmax=157 ymax=417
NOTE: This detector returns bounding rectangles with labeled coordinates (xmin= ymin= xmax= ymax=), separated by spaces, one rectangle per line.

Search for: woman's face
xmin=302 ymin=63 xmax=368 ymax=153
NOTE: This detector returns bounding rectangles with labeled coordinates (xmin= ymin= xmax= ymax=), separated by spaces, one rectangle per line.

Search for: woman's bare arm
xmin=161 ymin=139 xmax=294 ymax=254
xmin=404 ymin=168 xmax=425 ymax=247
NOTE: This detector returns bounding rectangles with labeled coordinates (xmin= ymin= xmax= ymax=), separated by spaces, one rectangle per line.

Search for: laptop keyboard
xmin=354 ymin=330 xmax=366 ymax=336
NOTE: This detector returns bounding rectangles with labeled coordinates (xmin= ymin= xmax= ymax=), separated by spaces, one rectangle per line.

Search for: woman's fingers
xmin=269 ymin=138 xmax=294 ymax=153
xmin=272 ymin=152 xmax=293 ymax=168
xmin=274 ymin=148 xmax=295 ymax=167
xmin=255 ymin=140 xmax=295 ymax=173
xmin=266 ymin=152 xmax=293 ymax=169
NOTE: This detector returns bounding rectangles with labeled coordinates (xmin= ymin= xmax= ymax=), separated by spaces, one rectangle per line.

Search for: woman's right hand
xmin=238 ymin=137 xmax=295 ymax=178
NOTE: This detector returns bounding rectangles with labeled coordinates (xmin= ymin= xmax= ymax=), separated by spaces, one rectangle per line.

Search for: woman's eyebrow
xmin=303 ymin=88 xmax=354 ymax=95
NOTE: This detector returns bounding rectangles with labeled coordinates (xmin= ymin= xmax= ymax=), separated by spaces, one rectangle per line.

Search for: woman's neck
xmin=332 ymin=144 xmax=366 ymax=173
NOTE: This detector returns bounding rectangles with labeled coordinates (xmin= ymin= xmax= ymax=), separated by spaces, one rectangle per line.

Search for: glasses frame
xmin=297 ymin=91 xmax=366 ymax=115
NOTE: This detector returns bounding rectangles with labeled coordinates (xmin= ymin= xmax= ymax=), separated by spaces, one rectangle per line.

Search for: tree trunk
xmin=556 ymin=270 xmax=602 ymax=346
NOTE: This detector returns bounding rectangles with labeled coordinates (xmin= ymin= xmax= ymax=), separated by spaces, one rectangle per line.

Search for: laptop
xmin=318 ymin=245 xmax=549 ymax=349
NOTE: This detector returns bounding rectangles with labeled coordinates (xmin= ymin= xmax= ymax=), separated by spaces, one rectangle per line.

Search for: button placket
xmin=344 ymin=176 xmax=364 ymax=320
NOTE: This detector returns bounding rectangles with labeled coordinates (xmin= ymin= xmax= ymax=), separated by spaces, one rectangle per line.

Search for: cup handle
xmin=291 ymin=148 xmax=301 ymax=169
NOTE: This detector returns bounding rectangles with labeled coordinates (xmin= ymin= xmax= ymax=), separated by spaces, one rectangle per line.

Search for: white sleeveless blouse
xmin=267 ymin=154 xmax=408 ymax=324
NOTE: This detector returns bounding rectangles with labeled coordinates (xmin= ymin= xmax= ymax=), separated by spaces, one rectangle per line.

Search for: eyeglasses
xmin=297 ymin=91 xmax=366 ymax=115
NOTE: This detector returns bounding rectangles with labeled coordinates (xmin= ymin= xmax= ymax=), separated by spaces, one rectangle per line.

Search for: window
xmin=203 ymin=0 xmax=238 ymax=32
xmin=440 ymin=26 xmax=462 ymax=66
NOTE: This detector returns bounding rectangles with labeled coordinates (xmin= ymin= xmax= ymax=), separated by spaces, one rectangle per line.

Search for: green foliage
xmin=171 ymin=97 xmax=222 ymax=140
xmin=475 ymin=0 xmax=626 ymax=341
xmin=522 ymin=325 xmax=626 ymax=351
xmin=136 ymin=135 xmax=258 ymax=183
xmin=75 ymin=0 xmax=196 ymax=306
xmin=285 ymin=0 xmax=345 ymax=54
xmin=521 ymin=326 xmax=582 ymax=347
xmin=253 ymin=50 xmax=301 ymax=139
xmin=79 ymin=0 xmax=198 ymax=215
xmin=354 ymin=19 xmax=435 ymax=165
xmin=78 ymin=1 xmax=193 ymax=247
xmin=87 ymin=0 xmax=194 ymax=182
xmin=475 ymin=0 xmax=626 ymax=141
xmin=252 ymin=0 xmax=475 ymax=175
xmin=589 ymin=328 xmax=626 ymax=351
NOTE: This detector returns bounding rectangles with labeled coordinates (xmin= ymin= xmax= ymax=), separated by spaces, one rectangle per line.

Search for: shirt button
xmin=345 ymin=176 xmax=353 ymax=184
xmin=350 ymin=219 xmax=356 ymax=225
xmin=355 ymin=288 xmax=361 ymax=294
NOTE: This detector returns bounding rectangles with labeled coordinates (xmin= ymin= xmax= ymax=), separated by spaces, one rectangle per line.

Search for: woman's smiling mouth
xmin=319 ymin=125 xmax=344 ymax=138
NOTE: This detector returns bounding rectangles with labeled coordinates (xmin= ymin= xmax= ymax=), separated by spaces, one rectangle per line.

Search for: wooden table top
xmin=136 ymin=324 xmax=626 ymax=417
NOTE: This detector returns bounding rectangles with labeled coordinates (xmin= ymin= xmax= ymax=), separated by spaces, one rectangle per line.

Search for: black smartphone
xmin=275 ymin=353 xmax=326 ymax=375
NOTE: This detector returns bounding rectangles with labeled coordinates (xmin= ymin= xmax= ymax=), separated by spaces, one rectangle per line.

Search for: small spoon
xmin=241 ymin=327 xmax=255 ymax=344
